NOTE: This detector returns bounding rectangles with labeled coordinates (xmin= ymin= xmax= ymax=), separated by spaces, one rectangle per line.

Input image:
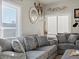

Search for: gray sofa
xmin=57 ymin=33 xmax=79 ymax=55
xmin=0 ymin=35 xmax=57 ymax=59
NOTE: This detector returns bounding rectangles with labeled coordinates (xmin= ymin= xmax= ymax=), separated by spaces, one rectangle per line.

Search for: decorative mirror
xmin=29 ymin=7 xmax=38 ymax=24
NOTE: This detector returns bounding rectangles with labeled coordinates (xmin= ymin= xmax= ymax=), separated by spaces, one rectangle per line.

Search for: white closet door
xmin=58 ymin=16 xmax=69 ymax=33
xmin=47 ymin=16 xmax=57 ymax=34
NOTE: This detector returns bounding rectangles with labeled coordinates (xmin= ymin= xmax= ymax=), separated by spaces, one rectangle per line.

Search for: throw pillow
xmin=12 ymin=40 xmax=25 ymax=53
xmin=17 ymin=37 xmax=26 ymax=50
xmin=56 ymin=34 xmax=67 ymax=43
xmin=36 ymin=36 xmax=49 ymax=47
xmin=24 ymin=36 xmax=37 ymax=51
xmin=68 ymin=34 xmax=79 ymax=43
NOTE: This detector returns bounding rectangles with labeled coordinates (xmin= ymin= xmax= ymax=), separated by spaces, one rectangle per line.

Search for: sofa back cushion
xmin=24 ymin=36 xmax=37 ymax=51
xmin=68 ymin=34 xmax=79 ymax=43
xmin=65 ymin=33 xmax=70 ymax=39
xmin=36 ymin=36 xmax=49 ymax=47
xmin=0 ymin=39 xmax=12 ymax=51
xmin=12 ymin=40 xmax=25 ymax=53
xmin=57 ymin=33 xmax=67 ymax=43
xmin=17 ymin=37 xmax=26 ymax=50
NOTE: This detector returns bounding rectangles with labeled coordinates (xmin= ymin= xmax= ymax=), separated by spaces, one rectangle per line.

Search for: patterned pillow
xmin=12 ymin=40 xmax=25 ymax=53
xmin=36 ymin=36 xmax=49 ymax=47
xmin=17 ymin=37 xmax=26 ymax=50
xmin=24 ymin=36 xmax=37 ymax=51
xmin=68 ymin=35 xmax=79 ymax=43
xmin=56 ymin=34 xmax=67 ymax=43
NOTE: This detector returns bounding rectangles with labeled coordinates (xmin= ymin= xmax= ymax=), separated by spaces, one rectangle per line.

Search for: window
xmin=47 ymin=16 xmax=70 ymax=35
xmin=2 ymin=2 xmax=21 ymax=38
xmin=48 ymin=16 xmax=57 ymax=34
xmin=58 ymin=16 xmax=69 ymax=33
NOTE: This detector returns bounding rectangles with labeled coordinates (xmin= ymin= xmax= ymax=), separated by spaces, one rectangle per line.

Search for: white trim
xmin=3 ymin=27 xmax=16 ymax=29
xmin=2 ymin=1 xmax=21 ymax=38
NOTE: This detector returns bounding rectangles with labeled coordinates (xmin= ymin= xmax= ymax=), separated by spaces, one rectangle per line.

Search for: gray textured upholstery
xmin=76 ymin=40 xmax=79 ymax=46
xmin=0 ymin=39 xmax=12 ymax=51
xmin=0 ymin=51 xmax=26 ymax=59
xmin=27 ymin=34 xmax=38 ymax=46
xmin=0 ymin=46 xmax=2 ymax=52
xmin=0 ymin=35 xmax=58 ymax=59
xmin=12 ymin=40 xmax=25 ymax=53
xmin=26 ymin=51 xmax=48 ymax=59
xmin=23 ymin=38 xmax=30 ymax=51
xmin=24 ymin=36 xmax=37 ymax=51
xmin=17 ymin=37 xmax=26 ymax=50
xmin=48 ymin=39 xmax=58 ymax=45
xmin=68 ymin=34 xmax=79 ymax=43
xmin=57 ymin=33 xmax=79 ymax=55
xmin=36 ymin=45 xmax=57 ymax=57
xmin=57 ymin=34 xmax=67 ymax=43
xmin=58 ymin=43 xmax=75 ymax=50
xmin=76 ymin=40 xmax=79 ymax=49
xmin=65 ymin=33 xmax=70 ymax=39
xmin=36 ymin=36 xmax=49 ymax=47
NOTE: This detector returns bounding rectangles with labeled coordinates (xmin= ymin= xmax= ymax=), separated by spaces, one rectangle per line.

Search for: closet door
xmin=47 ymin=16 xmax=57 ymax=35
xmin=58 ymin=16 xmax=69 ymax=33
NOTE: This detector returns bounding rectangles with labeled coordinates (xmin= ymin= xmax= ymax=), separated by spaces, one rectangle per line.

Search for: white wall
xmin=21 ymin=0 xmax=44 ymax=36
xmin=45 ymin=0 xmax=79 ymax=33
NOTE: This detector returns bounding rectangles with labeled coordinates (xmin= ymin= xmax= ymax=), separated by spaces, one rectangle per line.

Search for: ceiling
xmin=38 ymin=0 xmax=66 ymax=4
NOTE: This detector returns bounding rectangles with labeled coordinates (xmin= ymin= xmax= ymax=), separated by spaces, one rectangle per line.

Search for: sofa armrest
xmin=48 ymin=38 xmax=58 ymax=45
xmin=76 ymin=40 xmax=79 ymax=45
xmin=0 ymin=51 xmax=26 ymax=59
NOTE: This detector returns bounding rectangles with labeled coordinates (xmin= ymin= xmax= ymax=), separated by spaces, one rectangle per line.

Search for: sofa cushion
xmin=68 ymin=34 xmax=79 ymax=43
xmin=24 ymin=36 xmax=37 ymax=51
xmin=27 ymin=35 xmax=38 ymax=47
xmin=0 ymin=46 xmax=2 ymax=52
xmin=0 ymin=51 xmax=26 ymax=59
xmin=76 ymin=40 xmax=79 ymax=46
xmin=58 ymin=43 xmax=75 ymax=50
xmin=36 ymin=36 xmax=49 ymax=47
xmin=36 ymin=45 xmax=57 ymax=57
xmin=57 ymin=34 xmax=67 ymax=43
xmin=26 ymin=51 xmax=48 ymax=59
xmin=0 ymin=39 xmax=12 ymax=51
xmin=17 ymin=37 xmax=26 ymax=50
xmin=76 ymin=40 xmax=79 ymax=49
xmin=12 ymin=40 xmax=25 ymax=53
xmin=65 ymin=33 xmax=70 ymax=39
xmin=23 ymin=38 xmax=30 ymax=51
xmin=48 ymin=39 xmax=58 ymax=45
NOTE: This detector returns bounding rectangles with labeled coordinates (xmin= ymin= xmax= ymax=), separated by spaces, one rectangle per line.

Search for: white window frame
xmin=2 ymin=1 xmax=21 ymax=39
xmin=47 ymin=15 xmax=70 ymax=36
